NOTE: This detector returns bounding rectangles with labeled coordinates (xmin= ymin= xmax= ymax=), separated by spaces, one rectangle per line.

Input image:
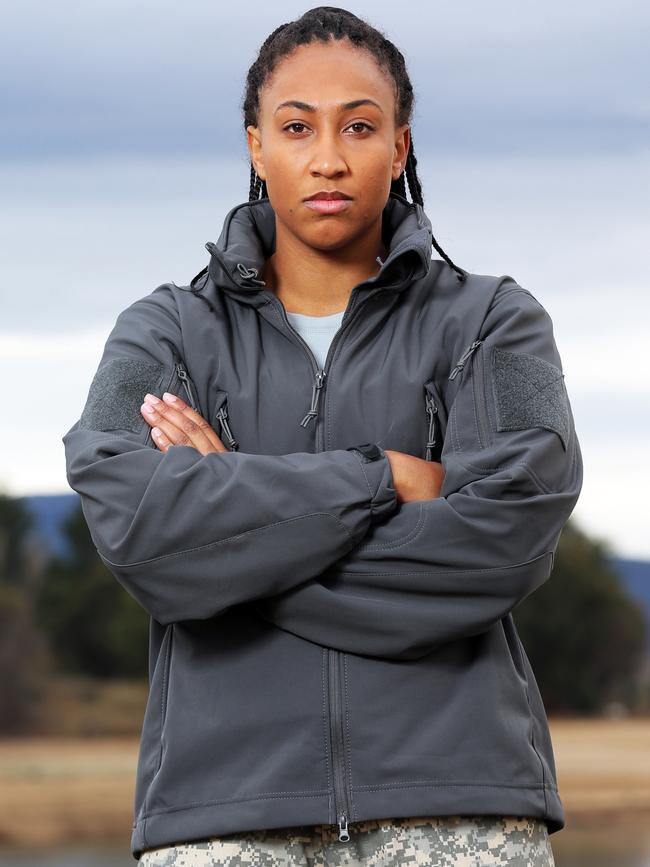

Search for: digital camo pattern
xmin=138 ymin=814 xmax=555 ymax=866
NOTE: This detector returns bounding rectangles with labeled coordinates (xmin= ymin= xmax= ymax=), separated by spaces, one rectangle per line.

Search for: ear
xmin=392 ymin=124 xmax=410 ymax=180
xmin=246 ymin=125 xmax=266 ymax=181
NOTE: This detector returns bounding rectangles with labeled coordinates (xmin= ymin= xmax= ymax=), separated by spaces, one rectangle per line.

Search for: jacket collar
xmin=204 ymin=192 xmax=435 ymax=300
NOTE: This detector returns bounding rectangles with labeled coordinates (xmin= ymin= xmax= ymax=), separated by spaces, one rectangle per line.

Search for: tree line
xmin=0 ymin=492 xmax=647 ymax=734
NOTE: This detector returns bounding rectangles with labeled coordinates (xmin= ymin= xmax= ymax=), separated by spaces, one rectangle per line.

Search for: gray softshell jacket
xmin=62 ymin=192 xmax=583 ymax=860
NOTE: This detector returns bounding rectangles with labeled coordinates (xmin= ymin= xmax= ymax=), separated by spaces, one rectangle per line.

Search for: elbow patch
xmin=78 ymin=356 xmax=166 ymax=433
xmin=491 ymin=347 xmax=570 ymax=451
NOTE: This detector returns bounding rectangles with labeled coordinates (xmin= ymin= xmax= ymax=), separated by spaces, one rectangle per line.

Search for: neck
xmin=261 ymin=216 xmax=388 ymax=316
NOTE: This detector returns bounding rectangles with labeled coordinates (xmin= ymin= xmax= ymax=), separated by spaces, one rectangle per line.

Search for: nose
xmin=308 ymin=129 xmax=348 ymax=178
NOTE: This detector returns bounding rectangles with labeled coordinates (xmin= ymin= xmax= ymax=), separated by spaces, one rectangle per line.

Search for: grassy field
xmin=0 ymin=717 xmax=648 ymax=849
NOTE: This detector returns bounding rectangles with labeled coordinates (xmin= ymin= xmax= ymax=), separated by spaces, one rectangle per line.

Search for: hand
xmin=140 ymin=392 xmax=229 ymax=456
xmin=383 ymin=450 xmax=445 ymax=504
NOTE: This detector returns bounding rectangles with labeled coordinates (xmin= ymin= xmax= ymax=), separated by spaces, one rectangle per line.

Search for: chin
xmin=304 ymin=224 xmax=358 ymax=251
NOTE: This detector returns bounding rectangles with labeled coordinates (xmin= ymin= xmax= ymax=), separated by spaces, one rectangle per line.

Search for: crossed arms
xmin=63 ymin=282 xmax=583 ymax=660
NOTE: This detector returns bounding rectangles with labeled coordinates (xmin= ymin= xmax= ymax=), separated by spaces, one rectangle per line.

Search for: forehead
xmin=260 ymin=40 xmax=395 ymax=109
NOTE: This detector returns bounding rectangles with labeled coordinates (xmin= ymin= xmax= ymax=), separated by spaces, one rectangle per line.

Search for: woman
xmin=63 ymin=6 xmax=583 ymax=866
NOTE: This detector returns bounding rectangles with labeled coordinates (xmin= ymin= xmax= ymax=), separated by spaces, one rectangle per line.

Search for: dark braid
xmin=241 ymin=6 xmax=467 ymax=282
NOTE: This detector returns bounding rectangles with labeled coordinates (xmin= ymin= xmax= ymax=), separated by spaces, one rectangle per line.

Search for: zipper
xmin=424 ymin=390 xmax=439 ymax=461
xmin=329 ymin=649 xmax=351 ymax=842
xmin=448 ymin=339 xmax=483 ymax=381
xmin=448 ymin=338 xmax=489 ymax=448
xmin=167 ymin=343 xmax=200 ymax=413
xmin=423 ymin=379 xmax=449 ymax=462
xmin=472 ymin=341 xmax=490 ymax=448
xmin=142 ymin=364 xmax=178 ymax=447
xmin=300 ymin=370 xmax=327 ymax=428
xmin=263 ymin=281 xmax=401 ymax=842
xmin=215 ymin=396 xmax=239 ymax=451
xmin=175 ymin=363 xmax=199 ymax=412
xmin=265 ymin=284 xmax=394 ymax=430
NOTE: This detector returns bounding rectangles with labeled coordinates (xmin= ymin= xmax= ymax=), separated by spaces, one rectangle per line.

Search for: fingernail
xmin=144 ymin=393 xmax=160 ymax=404
xmin=141 ymin=403 xmax=156 ymax=415
xmin=162 ymin=392 xmax=178 ymax=403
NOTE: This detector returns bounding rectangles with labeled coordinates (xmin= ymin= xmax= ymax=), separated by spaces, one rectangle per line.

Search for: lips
xmin=304 ymin=191 xmax=353 ymax=201
xmin=304 ymin=198 xmax=353 ymax=214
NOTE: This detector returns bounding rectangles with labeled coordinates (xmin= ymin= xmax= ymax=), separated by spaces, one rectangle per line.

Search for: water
xmin=1 ymin=819 xmax=649 ymax=866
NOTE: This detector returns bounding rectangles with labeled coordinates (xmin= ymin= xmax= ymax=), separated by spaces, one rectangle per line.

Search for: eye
xmin=283 ymin=122 xmax=310 ymax=134
xmin=282 ymin=121 xmax=375 ymax=136
xmin=345 ymin=121 xmax=374 ymax=134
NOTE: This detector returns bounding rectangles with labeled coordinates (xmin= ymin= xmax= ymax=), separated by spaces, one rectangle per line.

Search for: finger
xmin=140 ymin=392 xmax=227 ymax=454
xmin=140 ymin=399 xmax=197 ymax=450
xmin=159 ymin=391 xmax=229 ymax=452
xmin=141 ymin=398 xmax=216 ymax=455
xmin=149 ymin=425 xmax=172 ymax=453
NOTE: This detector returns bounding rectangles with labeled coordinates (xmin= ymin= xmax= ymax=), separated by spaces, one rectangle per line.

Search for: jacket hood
xmin=204 ymin=192 xmax=436 ymax=297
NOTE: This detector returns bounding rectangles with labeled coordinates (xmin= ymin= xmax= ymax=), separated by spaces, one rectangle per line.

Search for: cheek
xmin=356 ymin=149 xmax=394 ymax=187
xmin=264 ymin=144 xmax=299 ymax=182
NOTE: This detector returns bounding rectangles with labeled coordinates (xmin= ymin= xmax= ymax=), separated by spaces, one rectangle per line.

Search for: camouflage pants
xmin=137 ymin=814 xmax=556 ymax=866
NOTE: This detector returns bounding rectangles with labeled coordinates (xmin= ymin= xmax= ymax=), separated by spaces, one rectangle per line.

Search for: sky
xmin=2 ymin=0 xmax=649 ymax=558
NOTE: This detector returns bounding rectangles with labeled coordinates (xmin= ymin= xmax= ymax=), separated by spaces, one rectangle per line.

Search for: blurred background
xmin=1 ymin=1 xmax=649 ymax=864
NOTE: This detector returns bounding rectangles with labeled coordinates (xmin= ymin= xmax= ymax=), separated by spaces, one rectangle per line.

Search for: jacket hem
xmin=130 ymin=781 xmax=564 ymax=859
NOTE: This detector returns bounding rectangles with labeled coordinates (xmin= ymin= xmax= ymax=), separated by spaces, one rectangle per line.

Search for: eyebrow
xmin=274 ymin=98 xmax=384 ymax=115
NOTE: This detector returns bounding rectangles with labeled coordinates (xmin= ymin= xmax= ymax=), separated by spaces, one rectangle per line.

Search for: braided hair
xmin=242 ymin=6 xmax=466 ymax=282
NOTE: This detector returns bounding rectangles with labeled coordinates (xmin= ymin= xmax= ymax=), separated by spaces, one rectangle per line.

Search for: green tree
xmin=35 ymin=501 xmax=149 ymax=678
xmin=0 ymin=493 xmax=53 ymax=733
xmin=513 ymin=519 xmax=647 ymax=714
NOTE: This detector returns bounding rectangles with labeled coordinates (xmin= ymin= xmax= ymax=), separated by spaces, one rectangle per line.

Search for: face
xmin=246 ymin=38 xmax=410 ymax=253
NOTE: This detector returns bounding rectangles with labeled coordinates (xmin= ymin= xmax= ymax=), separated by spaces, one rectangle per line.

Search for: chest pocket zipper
xmin=142 ymin=347 xmax=199 ymax=447
xmin=448 ymin=338 xmax=492 ymax=449
xmin=165 ymin=343 xmax=200 ymax=413
xmin=423 ymin=379 xmax=448 ymax=462
xmin=214 ymin=390 xmax=239 ymax=451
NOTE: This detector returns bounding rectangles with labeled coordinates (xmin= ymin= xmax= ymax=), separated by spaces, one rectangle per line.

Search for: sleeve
xmin=62 ymin=283 xmax=397 ymax=625
xmin=252 ymin=282 xmax=584 ymax=661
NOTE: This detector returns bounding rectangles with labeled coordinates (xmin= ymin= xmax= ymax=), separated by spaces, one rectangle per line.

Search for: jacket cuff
xmin=347 ymin=444 xmax=398 ymax=521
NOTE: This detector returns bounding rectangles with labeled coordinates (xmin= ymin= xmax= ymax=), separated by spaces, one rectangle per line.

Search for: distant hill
xmin=17 ymin=493 xmax=80 ymax=559
xmin=606 ymin=556 xmax=650 ymax=653
xmin=14 ymin=494 xmax=650 ymax=651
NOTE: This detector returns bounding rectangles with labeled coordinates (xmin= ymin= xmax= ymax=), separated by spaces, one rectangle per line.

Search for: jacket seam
xmin=335 ymin=548 xmax=552 ymax=577
xmin=99 ymin=511 xmax=354 ymax=569
xmin=141 ymin=623 xmax=173 ymax=848
xmin=352 ymin=501 xmax=426 ymax=552
xmin=157 ymin=625 xmax=173 ymax=771
xmin=352 ymin=780 xmax=558 ymax=792
xmin=137 ymin=789 xmax=330 ymax=820
xmin=450 ymin=458 xmax=555 ymax=496
xmin=486 ymin=285 xmax=533 ymax=311
xmin=524 ymin=688 xmax=549 ymax=816
xmin=134 ymin=779 xmax=557 ymax=823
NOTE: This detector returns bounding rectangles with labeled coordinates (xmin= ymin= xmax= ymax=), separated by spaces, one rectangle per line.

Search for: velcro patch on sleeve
xmin=78 ymin=356 xmax=166 ymax=433
xmin=491 ymin=346 xmax=570 ymax=450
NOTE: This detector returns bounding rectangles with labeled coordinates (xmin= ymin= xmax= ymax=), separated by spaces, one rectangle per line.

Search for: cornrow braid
xmin=242 ymin=6 xmax=467 ymax=283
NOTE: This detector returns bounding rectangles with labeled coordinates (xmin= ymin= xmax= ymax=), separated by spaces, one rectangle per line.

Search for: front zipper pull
xmin=175 ymin=363 xmax=199 ymax=411
xmin=425 ymin=394 xmax=438 ymax=460
xmin=448 ymin=339 xmax=483 ymax=380
xmin=300 ymin=369 xmax=327 ymax=427
xmin=216 ymin=403 xmax=239 ymax=451
xmin=338 ymin=813 xmax=350 ymax=842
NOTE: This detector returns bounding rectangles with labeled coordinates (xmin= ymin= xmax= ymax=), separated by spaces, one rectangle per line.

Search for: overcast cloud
xmin=2 ymin=0 xmax=648 ymax=558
